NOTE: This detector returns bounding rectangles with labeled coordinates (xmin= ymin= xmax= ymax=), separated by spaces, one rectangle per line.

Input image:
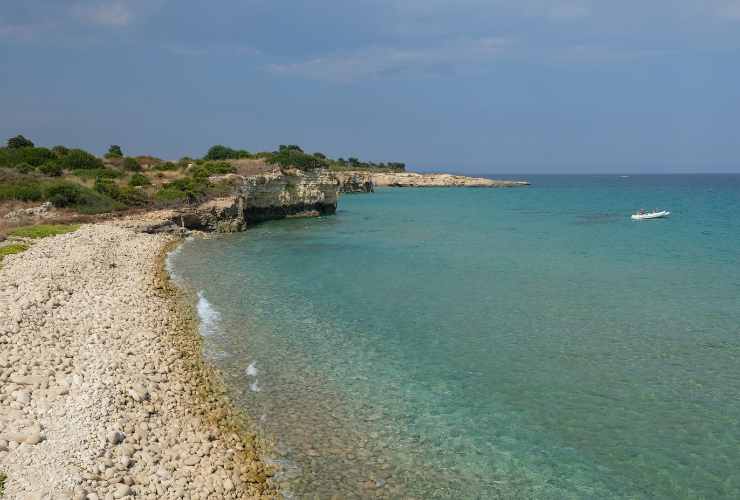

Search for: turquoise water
xmin=170 ymin=175 xmax=740 ymax=499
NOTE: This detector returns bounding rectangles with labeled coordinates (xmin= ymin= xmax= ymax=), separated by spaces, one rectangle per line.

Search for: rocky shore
xmin=0 ymin=222 xmax=277 ymax=499
xmin=334 ymin=171 xmax=529 ymax=192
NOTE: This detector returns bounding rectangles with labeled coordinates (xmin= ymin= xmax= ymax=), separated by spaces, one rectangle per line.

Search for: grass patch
xmin=0 ymin=244 xmax=28 ymax=261
xmin=8 ymin=224 xmax=79 ymax=239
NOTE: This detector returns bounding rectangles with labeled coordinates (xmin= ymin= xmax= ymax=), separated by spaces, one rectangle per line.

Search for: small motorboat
xmin=631 ymin=210 xmax=670 ymax=221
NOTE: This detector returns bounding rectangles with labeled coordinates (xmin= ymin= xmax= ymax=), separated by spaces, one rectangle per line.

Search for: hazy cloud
xmin=268 ymin=37 xmax=509 ymax=82
xmin=75 ymin=2 xmax=132 ymax=27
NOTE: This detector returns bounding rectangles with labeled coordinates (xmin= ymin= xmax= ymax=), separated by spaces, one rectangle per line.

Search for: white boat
xmin=631 ymin=210 xmax=670 ymax=221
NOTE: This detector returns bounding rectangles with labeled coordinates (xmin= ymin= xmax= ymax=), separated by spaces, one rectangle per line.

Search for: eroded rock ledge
xmin=151 ymin=167 xmax=340 ymax=233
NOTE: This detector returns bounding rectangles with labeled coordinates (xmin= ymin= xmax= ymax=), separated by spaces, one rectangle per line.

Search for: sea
xmin=168 ymin=174 xmax=740 ymax=499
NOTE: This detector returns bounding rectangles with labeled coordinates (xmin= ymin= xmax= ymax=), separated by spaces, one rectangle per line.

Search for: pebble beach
xmin=0 ymin=221 xmax=277 ymax=499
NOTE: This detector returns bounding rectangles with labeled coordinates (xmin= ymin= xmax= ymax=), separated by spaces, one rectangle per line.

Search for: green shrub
xmin=52 ymin=145 xmax=69 ymax=157
xmin=46 ymin=183 xmax=84 ymax=207
xmin=7 ymin=134 xmax=34 ymax=149
xmin=45 ymin=181 xmax=121 ymax=212
xmin=153 ymin=161 xmax=177 ymax=171
xmin=155 ymin=177 xmax=207 ymax=204
xmin=15 ymin=162 xmax=35 ymax=174
xmin=0 ymin=146 xmax=55 ymax=168
xmin=204 ymin=145 xmax=251 ymax=161
xmin=95 ymin=178 xmax=148 ymax=206
xmin=58 ymin=149 xmax=103 ymax=170
xmin=122 ymin=157 xmax=141 ymax=171
xmin=72 ymin=168 xmax=123 ymax=179
xmin=267 ymin=148 xmax=328 ymax=170
xmin=9 ymin=224 xmax=79 ymax=239
xmin=190 ymin=161 xmax=236 ymax=179
xmin=39 ymin=162 xmax=63 ymax=177
xmin=0 ymin=179 xmax=44 ymax=202
xmin=128 ymin=173 xmax=150 ymax=187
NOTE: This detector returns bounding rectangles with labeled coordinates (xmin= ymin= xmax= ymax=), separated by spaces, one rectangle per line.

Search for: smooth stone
xmin=113 ymin=484 xmax=130 ymax=498
xmin=108 ymin=430 xmax=124 ymax=445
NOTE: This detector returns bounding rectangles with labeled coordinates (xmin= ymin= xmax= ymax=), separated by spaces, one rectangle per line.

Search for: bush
xmin=72 ymin=168 xmax=123 ymax=179
xmin=46 ymin=183 xmax=84 ymax=207
xmin=190 ymin=161 xmax=236 ymax=179
xmin=52 ymin=145 xmax=69 ymax=158
xmin=204 ymin=145 xmax=251 ymax=161
xmin=7 ymin=134 xmax=34 ymax=149
xmin=95 ymin=178 xmax=148 ymax=206
xmin=0 ymin=178 xmax=44 ymax=202
xmin=128 ymin=173 xmax=150 ymax=187
xmin=39 ymin=162 xmax=63 ymax=177
xmin=15 ymin=162 xmax=35 ymax=174
xmin=43 ymin=181 xmax=122 ymax=213
xmin=58 ymin=149 xmax=103 ymax=170
xmin=153 ymin=161 xmax=177 ymax=171
xmin=106 ymin=145 xmax=123 ymax=158
xmin=122 ymin=157 xmax=141 ymax=171
xmin=267 ymin=148 xmax=328 ymax=170
xmin=155 ymin=177 xmax=207 ymax=204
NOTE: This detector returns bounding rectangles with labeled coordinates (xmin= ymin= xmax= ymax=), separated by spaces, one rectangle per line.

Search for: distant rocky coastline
xmin=334 ymin=171 xmax=529 ymax=193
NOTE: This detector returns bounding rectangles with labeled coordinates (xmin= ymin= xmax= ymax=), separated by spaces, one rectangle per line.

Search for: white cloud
xmin=76 ymin=2 xmax=132 ymax=27
xmin=268 ymin=37 xmax=510 ymax=82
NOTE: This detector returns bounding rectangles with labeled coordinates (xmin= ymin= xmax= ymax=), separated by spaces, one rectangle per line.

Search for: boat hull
xmin=631 ymin=211 xmax=670 ymax=221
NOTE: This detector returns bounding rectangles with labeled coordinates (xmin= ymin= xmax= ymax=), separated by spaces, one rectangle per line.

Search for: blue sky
xmin=2 ymin=0 xmax=739 ymax=173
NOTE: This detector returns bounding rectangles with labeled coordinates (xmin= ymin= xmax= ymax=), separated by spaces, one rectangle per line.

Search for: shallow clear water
xmin=170 ymin=175 xmax=740 ymax=499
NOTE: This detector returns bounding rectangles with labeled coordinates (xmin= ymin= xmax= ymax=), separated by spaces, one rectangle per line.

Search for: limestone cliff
xmin=161 ymin=167 xmax=339 ymax=232
xmin=333 ymin=171 xmax=375 ymax=193
xmin=237 ymin=167 xmax=339 ymax=222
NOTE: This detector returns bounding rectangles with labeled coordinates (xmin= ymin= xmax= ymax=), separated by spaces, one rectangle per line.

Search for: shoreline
xmin=0 ymin=221 xmax=278 ymax=499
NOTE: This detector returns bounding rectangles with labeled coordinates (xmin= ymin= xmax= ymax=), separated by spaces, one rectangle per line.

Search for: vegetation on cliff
xmin=0 ymin=135 xmax=405 ymax=217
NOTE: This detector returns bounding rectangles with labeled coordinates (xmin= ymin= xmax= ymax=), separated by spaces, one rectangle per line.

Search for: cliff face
xmin=237 ymin=167 xmax=339 ymax=222
xmin=333 ymin=171 xmax=375 ymax=193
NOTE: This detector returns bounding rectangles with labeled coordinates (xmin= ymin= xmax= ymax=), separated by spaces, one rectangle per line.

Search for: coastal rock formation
xmin=370 ymin=172 xmax=529 ymax=187
xmin=176 ymin=197 xmax=246 ymax=233
xmin=0 ymin=224 xmax=276 ymax=499
xmin=333 ymin=171 xmax=375 ymax=193
xmin=237 ymin=167 xmax=339 ymax=222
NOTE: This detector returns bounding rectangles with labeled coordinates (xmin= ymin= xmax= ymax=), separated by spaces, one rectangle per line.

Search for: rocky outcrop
xmin=176 ymin=197 xmax=246 ymax=233
xmin=237 ymin=167 xmax=339 ymax=222
xmin=148 ymin=168 xmax=340 ymax=233
xmin=333 ymin=172 xmax=375 ymax=193
xmin=369 ymin=172 xmax=529 ymax=188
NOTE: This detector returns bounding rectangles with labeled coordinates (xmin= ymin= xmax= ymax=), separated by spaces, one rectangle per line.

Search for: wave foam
xmin=196 ymin=291 xmax=221 ymax=336
xmin=246 ymin=361 xmax=258 ymax=377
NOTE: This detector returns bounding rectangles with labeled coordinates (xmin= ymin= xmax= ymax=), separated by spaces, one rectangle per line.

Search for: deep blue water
xmin=169 ymin=175 xmax=740 ymax=499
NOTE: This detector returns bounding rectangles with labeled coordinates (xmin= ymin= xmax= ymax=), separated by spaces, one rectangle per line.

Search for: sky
xmin=1 ymin=1 xmax=739 ymax=173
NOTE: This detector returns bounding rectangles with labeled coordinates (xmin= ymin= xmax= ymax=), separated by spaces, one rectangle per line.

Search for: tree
xmin=106 ymin=145 xmax=123 ymax=158
xmin=7 ymin=135 xmax=34 ymax=149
